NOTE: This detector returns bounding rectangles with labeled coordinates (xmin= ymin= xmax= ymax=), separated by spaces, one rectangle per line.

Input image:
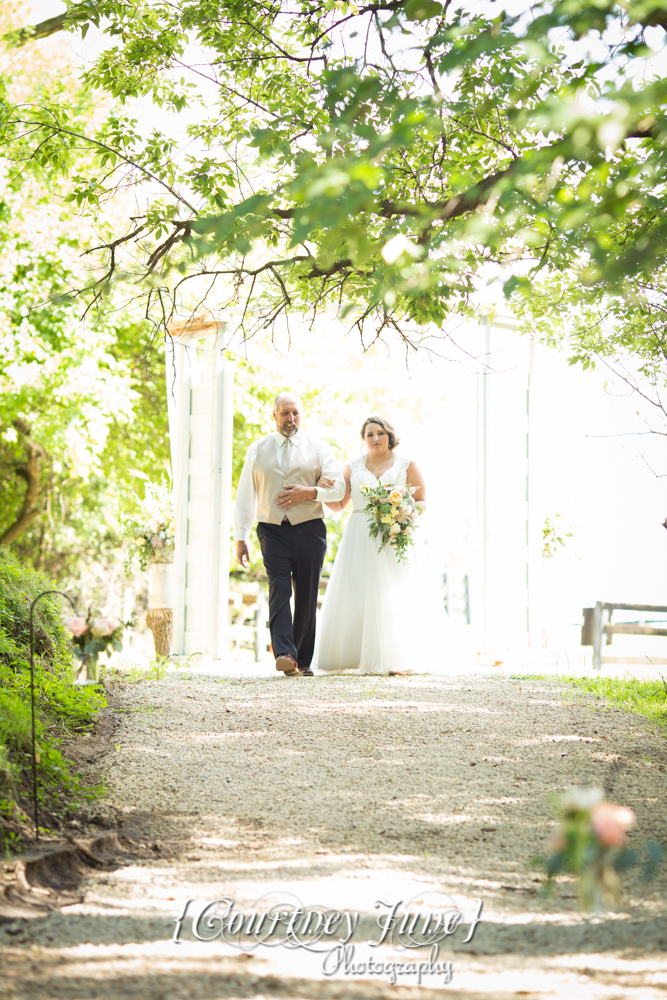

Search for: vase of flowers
xmin=124 ymin=479 xmax=175 ymax=572
xmin=65 ymin=613 xmax=124 ymax=684
xmin=533 ymin=786 xmax=662 ymax=911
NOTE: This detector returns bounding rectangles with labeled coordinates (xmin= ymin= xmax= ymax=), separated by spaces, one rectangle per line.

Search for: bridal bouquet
xmin=359 ymin=482 xmax=420 ymax=563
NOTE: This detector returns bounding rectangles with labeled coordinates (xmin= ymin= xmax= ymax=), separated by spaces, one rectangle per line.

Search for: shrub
xmin=0 ymin=548 xmax=105 ymax=847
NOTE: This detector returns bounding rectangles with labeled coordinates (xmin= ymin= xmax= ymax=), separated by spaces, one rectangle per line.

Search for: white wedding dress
xmin=314 ymin=454 xmax=451 ymax=674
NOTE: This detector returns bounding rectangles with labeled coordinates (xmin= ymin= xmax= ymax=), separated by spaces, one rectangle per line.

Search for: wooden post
xmin=581 ymin=608 xmax=594 ymax=646
xmin=254 ymin=589 xmax=268 ymax=662
xmin=592 ymin=600 xmax=604 ymax=671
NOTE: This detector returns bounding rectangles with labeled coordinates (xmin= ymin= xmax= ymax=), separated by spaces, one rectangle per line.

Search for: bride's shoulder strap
xmin=349 ymin=454 xmax=365 ymax=472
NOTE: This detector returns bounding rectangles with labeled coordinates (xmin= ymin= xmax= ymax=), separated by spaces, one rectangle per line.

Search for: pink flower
xmin=91 ymin=617 xmax=119 ymax=638
xmin=403 ymin=527 xmax=412 ymax=536
xmin=591 ymin=802 xmax=636 ymax=847
xmin=65 ymin=616 xmax=89 ymax=638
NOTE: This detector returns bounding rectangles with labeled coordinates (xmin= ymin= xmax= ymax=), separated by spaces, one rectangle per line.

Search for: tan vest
xmin=253 ymin=434 xmax=323 ymax=525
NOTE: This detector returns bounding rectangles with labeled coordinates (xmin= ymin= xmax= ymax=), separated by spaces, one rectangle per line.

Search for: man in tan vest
xmin=235 ymin=393 xmax=345 ymax=675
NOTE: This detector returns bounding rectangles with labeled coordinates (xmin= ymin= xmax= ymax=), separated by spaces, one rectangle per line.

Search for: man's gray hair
xmin=274 ymin=391 xmax=302 ymax=409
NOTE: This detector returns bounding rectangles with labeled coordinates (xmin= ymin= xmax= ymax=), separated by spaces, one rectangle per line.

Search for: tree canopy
xmin=3 ymin=1 xmax=666 ymax=343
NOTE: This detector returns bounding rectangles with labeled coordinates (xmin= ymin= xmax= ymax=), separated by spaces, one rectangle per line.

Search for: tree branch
xmin=10 ymin=117 xmax=198 ymax=214
xmin=4 ymin=13 xmax=71 ymax=49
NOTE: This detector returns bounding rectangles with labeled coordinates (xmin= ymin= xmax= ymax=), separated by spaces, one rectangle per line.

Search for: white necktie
xmin=281 ymin=438 xmax=293 ymax=475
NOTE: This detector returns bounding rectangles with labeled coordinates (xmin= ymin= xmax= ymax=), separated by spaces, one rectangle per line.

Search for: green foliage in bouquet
xmin=532 ymin=786 xmax=663 ymax=912
xmin=360 ymin=481 xmax=419 ymax=564
xmin=0 ymin=548 xmax=105 ymax=847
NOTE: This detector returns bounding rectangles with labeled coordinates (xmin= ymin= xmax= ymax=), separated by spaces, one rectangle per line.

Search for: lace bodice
xmin=349 ymin=454 xmax=410 ymax=511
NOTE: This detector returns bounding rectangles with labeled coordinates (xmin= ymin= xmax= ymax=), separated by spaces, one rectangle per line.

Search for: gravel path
xmin=2 ymin=673 xmax=667 ymax=999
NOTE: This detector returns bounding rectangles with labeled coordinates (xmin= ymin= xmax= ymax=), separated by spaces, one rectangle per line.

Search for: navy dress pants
xmin=256 ymin=519 xmax=327 ymax=671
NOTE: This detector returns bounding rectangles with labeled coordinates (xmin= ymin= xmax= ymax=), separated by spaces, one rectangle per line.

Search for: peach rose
xmin=403 ymin=527 xmax=412 ymax=536
xmin=591 ymin=802 xmax=636 ymax=847
xmin=389 ymin=489 xmax=404 ymax=504
xmin=91 ymin=617 xmax=120 ymax=638
xmin=65 ymin=616 xmax=89 ymax=638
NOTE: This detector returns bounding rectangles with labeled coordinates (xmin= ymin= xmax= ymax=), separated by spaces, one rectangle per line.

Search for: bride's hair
xmin=360 ymin=415 xmax=399 ymax=450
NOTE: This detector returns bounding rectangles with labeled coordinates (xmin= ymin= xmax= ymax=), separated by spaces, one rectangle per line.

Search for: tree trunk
xmin=0 ymin=440 xmax=47 ymax=546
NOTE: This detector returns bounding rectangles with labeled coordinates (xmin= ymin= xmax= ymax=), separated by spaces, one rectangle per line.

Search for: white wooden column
xmin=167 ymin=319 xmax=234 ymax=659
xmin=170 ymin=334 xmax=195 ymax=656
xmin=209 ymin=335 xmax=235 ymax=659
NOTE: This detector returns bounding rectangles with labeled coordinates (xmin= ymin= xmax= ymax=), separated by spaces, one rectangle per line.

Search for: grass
xmin=102 ymin=654 xmax=173 ymax=683
xmin=508 ymin=672 xmax=667 ymax=736
xmin=101 ymin=653 xmax=199 ymax=685
xmin=564 ymin=676 xmax=667 ymax=733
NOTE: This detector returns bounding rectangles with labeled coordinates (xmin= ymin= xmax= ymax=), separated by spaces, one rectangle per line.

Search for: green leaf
xmin=403 ymin=0 xmax=442 ymax=21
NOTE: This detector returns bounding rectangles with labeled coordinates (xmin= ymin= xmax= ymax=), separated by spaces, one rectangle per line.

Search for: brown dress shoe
xmin=275 ymin=654 xmax=302 ymax=675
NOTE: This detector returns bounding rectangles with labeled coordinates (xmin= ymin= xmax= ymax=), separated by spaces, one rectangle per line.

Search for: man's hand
xmin=236 ymin=540 xmax=250 ymax=569
xmin=276 ymin=484 xmax=317 ymax=509
xmin=316 ymin=475 xmax=335 ymax=488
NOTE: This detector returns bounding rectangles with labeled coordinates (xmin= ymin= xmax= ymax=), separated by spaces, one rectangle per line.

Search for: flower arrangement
xmin=359 ymin=481 xmax=420 ymax=563
xmin=123 ymin=479 xmax=175 ymax=571
xmin=65 ymin=613 xmax=125 ymax=683
xmin=533 ymin=786 xmax=662 ymax=911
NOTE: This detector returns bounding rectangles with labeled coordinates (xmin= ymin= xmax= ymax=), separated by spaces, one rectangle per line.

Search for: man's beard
xmin=281 ymin=424 xmax=297 ymax=436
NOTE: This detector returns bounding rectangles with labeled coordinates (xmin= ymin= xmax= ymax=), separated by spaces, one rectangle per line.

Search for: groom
xmin=234 ymin=392 xmax=345 ymax=676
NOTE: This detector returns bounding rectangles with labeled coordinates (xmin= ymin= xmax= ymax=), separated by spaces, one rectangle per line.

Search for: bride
xmin=313 ymin=415 xmax=448 ymax=674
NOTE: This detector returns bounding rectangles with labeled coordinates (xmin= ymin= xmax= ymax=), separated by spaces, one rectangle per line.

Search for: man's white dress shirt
xmin=234 ymin=430 xmax=345 ymax=542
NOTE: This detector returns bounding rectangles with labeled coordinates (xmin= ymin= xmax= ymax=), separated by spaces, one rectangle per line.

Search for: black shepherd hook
xmin=29 ymin=590 xmax=76 ymax=841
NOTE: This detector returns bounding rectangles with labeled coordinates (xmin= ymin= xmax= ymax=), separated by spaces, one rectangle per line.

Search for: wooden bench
xmin=581 ymin=602 xmax=667 ymax=670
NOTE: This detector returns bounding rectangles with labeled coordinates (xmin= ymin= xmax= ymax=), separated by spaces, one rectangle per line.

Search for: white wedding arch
xmin=165 ymin=311 xmax=537 ymax=664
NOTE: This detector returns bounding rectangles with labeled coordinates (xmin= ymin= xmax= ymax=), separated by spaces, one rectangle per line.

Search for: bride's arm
xmin=318 ymin=464 xmax=352 ymax=511
xmin=407 ymin=461 xmax=427 ymax=512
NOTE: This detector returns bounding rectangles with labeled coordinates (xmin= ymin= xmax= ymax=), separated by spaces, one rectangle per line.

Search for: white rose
xmin=389 ymin=523 xmax=401 ymax=535
xmin=561 ymin=786 xmax=605 ymax=812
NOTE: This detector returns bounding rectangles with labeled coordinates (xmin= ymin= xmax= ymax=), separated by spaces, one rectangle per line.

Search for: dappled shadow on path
xmin=4 ymin=674 xmax=665 ymax=999
xmin=2 ymin=906 xmax=667 ymax=1000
